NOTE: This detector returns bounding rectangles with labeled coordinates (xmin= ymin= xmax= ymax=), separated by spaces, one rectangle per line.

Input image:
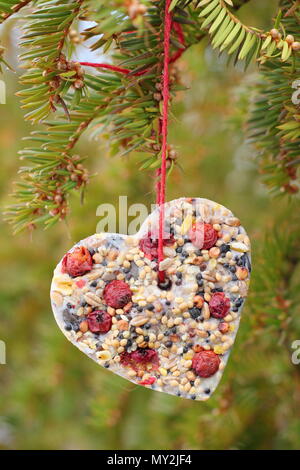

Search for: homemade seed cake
xmin=51 ymin=198 xmax=251 ymax=401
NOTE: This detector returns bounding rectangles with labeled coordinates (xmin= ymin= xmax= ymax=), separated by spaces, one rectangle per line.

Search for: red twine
xmin=156 ymin=0 xmax=172 ymax=284
xmin=80 ymin=1 xmax=182 ymax=284
xmin=78 ymin=62 xmax=147 ymax=76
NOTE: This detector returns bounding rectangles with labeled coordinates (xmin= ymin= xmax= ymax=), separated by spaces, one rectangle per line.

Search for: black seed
xmin=241 ymin=253 xmax=251 ymax=272
xmin=89 ymin=249 xmax=96 ymax=256
xmin=196 ymin=273 xmax=202 ymax=281
xmin=184 ymin=237 xmax=191 ymax=243
xmin=176 ymin=272 xmax=182 ymax=279
xmin=195 ymin=249 xmax=202 ymax=256
xmin=204 ymin=388 xmax=211 ymax=395
xmin=104 ymin=362 xmax=110 ymax=368
xmin=90 ymin=281 xmax=97 ymax=288
xmin=224 ymin=263 xmax=229 ymax=269
xmin=146 ymin=303 xmax=154 ymax=311
xmin=164 ymin=330 xmax=171 ymax=336
xmin=158 ymin=277 xmax=172 ymax=291
xmin=211 ymin=287 xmax=223 ymax=293
xmin=176 ymin=246 xmax=182 ymax=253
xmin=191 ymin=394 xmax=196 ymax=400
xmin=220 ymin=244 xmax=231 ymax=253
xmin=137 ymin=306 xmax=143 ymax=312
xmin=144 ymin=323 xmax=151 ymax=329
xmin=64 ymin=324 xmax=72 ymax=331
xmin=166 ymin=300 xmax=171 ymax=306
xmin=189 ymin=307 xmax=202 ymax=319
xmin=232 ymin=275 xmax=238 ymax=281
xmin=126 ymin=339 xmax=132 ymax=347
xmin=175 ymin=280 xmax=182 ymax=286
xmin=181 ymin=251 xmax=189 ymax=258
xmin=144 ymin=336 xmax=149 ymax=342
xmin=229 ymin=266 xmax=236 ymax=273
xmin=183 ymin=346 xmax=189 ymax=354
xmin=165 ymin=341 xmax=172 ymax=348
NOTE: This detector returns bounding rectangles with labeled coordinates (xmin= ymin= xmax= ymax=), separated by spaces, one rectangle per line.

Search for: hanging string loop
xmin=156 ymin=0 xmax=172 ymax=285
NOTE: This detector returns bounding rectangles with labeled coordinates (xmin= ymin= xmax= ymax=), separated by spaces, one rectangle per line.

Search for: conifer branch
xmin=2 ymin=0 xmax=300 ymax=233
xmin=248 ymin=0 xmax=300 ymax=195
xmin=0 ymin=0 xmax=32 ymax=22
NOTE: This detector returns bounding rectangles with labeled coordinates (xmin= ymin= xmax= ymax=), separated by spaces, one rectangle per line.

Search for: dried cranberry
xmin=139 ymin=376 xmax=156 ymax=386
xmin=139 ymin=230 xmax=174 ymax=260
xmin=103 ymin=280 xmax=132 ymax=309
xmin=192 ymin=350 xmax=220 ymax=378
xmin=62 ymin=246 xmax=93 ymax=277
xmin=209 ymin=292 xmax=230 ymax=319
xmin=131 ymin=348 xmax=159 ymax=365
xmin=120 ymin=348 xmax=159 ymax=371
xmin=189 ymin=222 xmax=218 ymax=250
xmin=87 ymin=310 xmax=112 ymax=334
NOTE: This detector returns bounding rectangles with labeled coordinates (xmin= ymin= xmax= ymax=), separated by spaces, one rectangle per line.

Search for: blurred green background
xmin=1 ymin=1 xmax=300 ymax=450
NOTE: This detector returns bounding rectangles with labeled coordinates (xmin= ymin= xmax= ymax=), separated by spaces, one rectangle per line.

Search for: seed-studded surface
xmin=51 ymin=198 xmax=251 ymax=401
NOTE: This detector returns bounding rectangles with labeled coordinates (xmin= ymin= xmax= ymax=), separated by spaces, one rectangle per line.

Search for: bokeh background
xmin=1 ymin=0 xmax=300 ymax=450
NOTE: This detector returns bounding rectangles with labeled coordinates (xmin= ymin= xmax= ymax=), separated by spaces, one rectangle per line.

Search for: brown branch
xmin=284 ymin=0 xmax=300 ymax=17
xmin=0 ymin=0 xmax=32 ymax=22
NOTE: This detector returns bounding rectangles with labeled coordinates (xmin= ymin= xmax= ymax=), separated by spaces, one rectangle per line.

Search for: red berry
xmin=192 ymin=350 xmax=220 ymax=378
xmin=139 ymin=230 xmax=174 ymax=260
xmin=189 ymin=222 xmax=218 ymax=250
xmin=103 ymin=280 xmax=132 ymax=309
xmin=87 ymin=310 xmax=112 ymax=334
xmin=209 ymin=292 xmax=230 ymax=319
xmin=139 ymin=236 xmax=157 ymax=261
xmin=120 ymin=348 xmax=159 ymax=371
xmin=62 ymin=246 xmax=93 ymax=277
xmin=139 ymin=376 xmax=156 ymax=386
xmin=131 ymin=348 xmax=159 ymax=366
